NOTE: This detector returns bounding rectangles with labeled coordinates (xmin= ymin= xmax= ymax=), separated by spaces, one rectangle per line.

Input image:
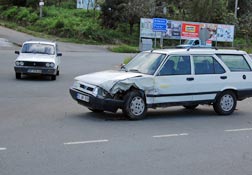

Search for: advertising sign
xmin=164 ymin=20 xmax=181 ymax=39
xmin=216 ymin=25 xmax=235 ymax=42
xmin=200 ymin=23 xmax=218 ymax=41
xmin=77 ymin=0 xmax=95 ymax=9
xmin=181 ymin=22 xmax=200 ymax=39
xmin=140 ymin=18 xmax=161 ymax=38
xmin=139 ymin=18 xmax=235 ymax=42
xmin=152 ymin=18 xmax=167 ymax=32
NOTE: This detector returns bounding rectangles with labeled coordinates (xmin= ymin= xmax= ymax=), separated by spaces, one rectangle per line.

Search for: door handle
xmin=220 ymin=76 xmax=227 ymax=79
xmin=186 ymin=77 xmax=194 ymax=81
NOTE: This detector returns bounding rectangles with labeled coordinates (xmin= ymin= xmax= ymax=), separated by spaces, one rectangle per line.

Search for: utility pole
xmin=234 ymin=0 xmax=239 ymax=18
xmin=39 ymin=0 xmax=44 ymax=18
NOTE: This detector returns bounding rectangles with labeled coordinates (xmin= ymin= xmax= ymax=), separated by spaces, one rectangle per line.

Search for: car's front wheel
xmin=16 ymin=73 xmax=21 ymax=79
xmin=56 ymin=67 xmax=59 ymax=76
xmin=213 ymin=91 xmax=237 ymax=115
xmin=123 ymin=91 xmax=147 ymax=120
xmin=51 ymin=75 xmax=56 ymax=80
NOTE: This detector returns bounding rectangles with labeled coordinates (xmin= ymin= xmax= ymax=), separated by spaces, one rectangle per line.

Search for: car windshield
xmin=21 ymin=43 xmax=55 ymax=55
xmin=183 ymin=40 xmax=194 ymax=45
xmin=124 ymin=52 xmax=166 ymax=75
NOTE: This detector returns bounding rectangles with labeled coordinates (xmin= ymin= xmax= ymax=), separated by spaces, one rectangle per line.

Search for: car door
xmin=152 ymin=55 xmax=194 ymax=104
xmin=216 ymin=54 xmax=252 ymax=95
xmin=191 ymin=55 xmax=227 ymax=101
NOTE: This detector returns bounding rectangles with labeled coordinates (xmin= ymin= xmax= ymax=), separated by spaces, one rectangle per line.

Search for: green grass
xmin=109 ymin=45 xmax=139 ymax=53
xmin=123 ymin=56 xmax=133 ymax=64
xmin=0 ymin=5 xmax=139 ymax=47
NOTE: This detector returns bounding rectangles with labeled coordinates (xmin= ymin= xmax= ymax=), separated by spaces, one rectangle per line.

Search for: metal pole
xmin=154 ymin=32 xmax=157 ymax=48
xmin=234 ymin=0 xmax=238 ymax=18
xmin=40 ymin=6 xmax=42 ymax=18
xmin=39 ymin=0 xmax=44 ymax=18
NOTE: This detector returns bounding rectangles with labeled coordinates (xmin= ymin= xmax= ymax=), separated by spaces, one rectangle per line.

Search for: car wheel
xmin=51 ymin=75 xmax=56 ymax=80
xmin=16 ymin=73 xmax=21 ymax=79
xmin=88 ymin=108 xmax=104 ymax=113
xmin=123 ymin=91 xmax=147 ymax=120
xmin=213 ymin=91 xmax=237 ymax=115
xmin=56 ymin=68 xmax=59 ymax=76
xmin=183 ymin=104 xmax=199 ymax=110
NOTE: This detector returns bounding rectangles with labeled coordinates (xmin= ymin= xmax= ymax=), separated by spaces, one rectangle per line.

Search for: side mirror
xmin=121 ymin=64 xmax=126 ymax=69
xmin=57 ymin=53 xmax=62 ymax=56
xmin=15 ymin=51 xmax=20 ymax=54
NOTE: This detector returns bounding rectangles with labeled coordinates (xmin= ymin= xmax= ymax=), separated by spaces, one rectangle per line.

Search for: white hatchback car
xmin=14 ymin=41 xmax=62 ymax=80
xmin=70 ymin=48 xmax=252 ymax=120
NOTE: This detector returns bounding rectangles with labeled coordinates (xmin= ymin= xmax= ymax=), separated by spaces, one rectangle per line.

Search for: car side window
xmin=217 ymin=54 xmax=251 ymax=72
xmin=159 ymin=55 xmax=191 ymax=76
xmin=193 ymin=56 xmax=225 ymax=74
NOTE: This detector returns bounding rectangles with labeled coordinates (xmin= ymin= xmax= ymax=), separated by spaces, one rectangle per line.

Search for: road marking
xmin=0 ymin=147 xmax=7 ymax=151
xmin=153 ymin=133 xmax=189 ymax=138
xmin=225 ymin=128 xmax=252 ymax=132
xmin=64 ymin=139 xmax=109 ymax=145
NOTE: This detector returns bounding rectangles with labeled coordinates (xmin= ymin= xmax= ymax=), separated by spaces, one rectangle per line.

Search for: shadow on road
xmin=70 ymin=106 xmax=226 ymax=122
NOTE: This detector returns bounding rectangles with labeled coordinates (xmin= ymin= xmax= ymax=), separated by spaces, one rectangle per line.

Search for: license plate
xmin=76 ymin=93 xmax=90 ymax=102
xmin=28 ymin=69 xmax=42 ymax=73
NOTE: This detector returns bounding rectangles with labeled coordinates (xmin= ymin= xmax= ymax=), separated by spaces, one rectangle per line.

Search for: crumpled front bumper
xmin=69 ymin=88 xmax=124 ymax=112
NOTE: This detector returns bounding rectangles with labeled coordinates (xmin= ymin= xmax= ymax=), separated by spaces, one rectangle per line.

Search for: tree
xmin=100 ymin=0 xmax=125 ymax=29
xmin=101 ymin=0 xmax=152 ymax=35
xmin=121 ymin=0 xmax=152 ymax=35
xmin=12 ymin=0 xmax=26 ymax=6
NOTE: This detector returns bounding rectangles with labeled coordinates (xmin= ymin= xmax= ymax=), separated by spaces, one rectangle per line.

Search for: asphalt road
xmin=1 ymin=28 xmax=252 ymax=175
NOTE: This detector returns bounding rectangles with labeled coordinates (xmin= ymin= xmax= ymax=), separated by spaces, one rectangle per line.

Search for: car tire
xmin=16 ymin=73 xmax=21 ymax=79
xmin=183 ymin=104 xmax=199 ymax=110
xmin=88 ymin=108 xmax=104 ymax=113
xmin=213 ymin=91 xmax=237 ymax=115
xmin=51 ymin=75 xmax=56 ymax=80
xmin=122 ymin=91 xmax=147 ymax=120
xmin=56 ymin=68 xmax=59 ymax=76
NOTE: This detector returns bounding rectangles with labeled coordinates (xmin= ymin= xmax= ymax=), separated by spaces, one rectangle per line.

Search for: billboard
xmin=164 ymin=20 xmax=181 ymax=39
xmin=217 ymin=25 xmax=235 ymax=42
xmin=139 ymin=18 xmax=235 ymax=42
xmin=140 ymin=18 xmax=161 ymax=38
xmin=200 ymin=23 xmax=218 ymax=41
xmin=181 ymin=22 xmax=200 ymax=39
xmin=77 ymin=0 xmax=95 ymax=9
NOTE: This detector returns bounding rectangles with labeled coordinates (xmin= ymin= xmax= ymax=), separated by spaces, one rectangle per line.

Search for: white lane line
xmin=225 ymin=128 xmax=252 ymax=132
xmin=0 ymin=147 xmax=7 ymax=151
xmin=153 ymin=133 xmax=189 ymax=138
xmin=64 ymin=139 xmax=109 ymax=145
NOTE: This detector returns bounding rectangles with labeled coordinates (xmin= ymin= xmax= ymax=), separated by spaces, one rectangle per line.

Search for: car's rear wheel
xmin=16 ymin=73 xmax=21 ymax=79
xmin=213 ymin=91 xmax=237 ymax=115
xmin=123 ymin=91 xmax=147 ymax=120
xmin=183 ymin=104 xmax=199 ymax=110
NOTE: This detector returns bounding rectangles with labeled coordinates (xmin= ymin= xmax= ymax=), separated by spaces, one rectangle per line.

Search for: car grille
xmin=80 ymin=84 xmax=94 ymax=92
xmin=23 ymin=61 xmax=47 ymax=67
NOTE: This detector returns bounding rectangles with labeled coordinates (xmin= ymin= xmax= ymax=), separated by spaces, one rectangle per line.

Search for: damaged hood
xmin=75 ymin=70 xmax=154 ymax=94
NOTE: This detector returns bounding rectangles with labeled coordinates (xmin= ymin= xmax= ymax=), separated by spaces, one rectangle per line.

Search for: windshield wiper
xmin=128 ymin=69 xmax=141 ymax=73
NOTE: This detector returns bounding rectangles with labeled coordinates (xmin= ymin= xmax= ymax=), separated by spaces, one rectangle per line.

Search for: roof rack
xmin=183 ymin=46 xmax=240 ymax=51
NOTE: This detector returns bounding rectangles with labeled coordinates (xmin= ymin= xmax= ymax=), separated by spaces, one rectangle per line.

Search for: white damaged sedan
xmin=70 ymin=48 xmax=252 ymax=120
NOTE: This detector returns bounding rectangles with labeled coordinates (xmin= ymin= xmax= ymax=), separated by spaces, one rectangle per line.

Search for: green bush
xmin=109 ymin=45 xmax=139 ymax=53
xmin=1 ymin=6 xmax=18 ymax=19
xmin=15 ymin=7 xmax=29 ymax=21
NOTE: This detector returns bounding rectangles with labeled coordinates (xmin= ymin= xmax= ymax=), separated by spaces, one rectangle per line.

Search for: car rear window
xmin=217 ymin=54 xmax=251 ymax=72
